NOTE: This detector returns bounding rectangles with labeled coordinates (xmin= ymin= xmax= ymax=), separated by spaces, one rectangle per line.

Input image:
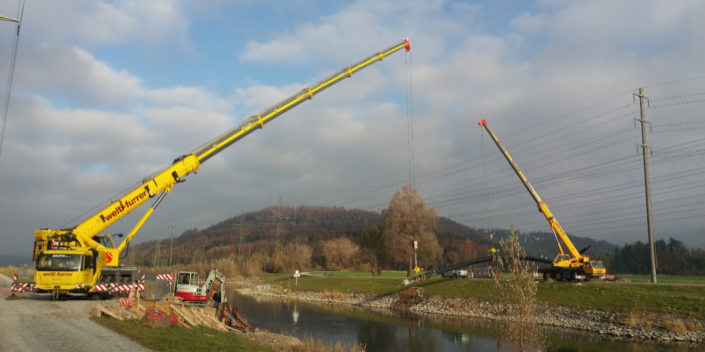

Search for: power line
xmin=0 ymin=0 xmax=24 ymax=164
xmin=650 ymin=99 xmax=705 ymax=108
xmin=644 ymin=75 xmax=705 ymax=88
xmin=650 ymin=92 xmax=705 ymax=102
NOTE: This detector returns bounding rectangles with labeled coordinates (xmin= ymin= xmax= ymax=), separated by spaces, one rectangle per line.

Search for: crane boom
xmin=478 ymin=119 xmax=606 ymax=281
xmin=31 ymin=39 xmax=412 ymax=297
xmin=477 ymin=119 xmax=581 ymax=259
xmin=193 ymin=39 xmax=412 ymax=163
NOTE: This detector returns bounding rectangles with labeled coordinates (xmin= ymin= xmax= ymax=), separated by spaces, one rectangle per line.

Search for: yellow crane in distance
xmin=478 ymin=119 xmax=606 ymax=281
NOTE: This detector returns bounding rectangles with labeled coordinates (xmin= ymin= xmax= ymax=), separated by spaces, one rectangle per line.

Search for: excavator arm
xmin=202 ymin=269 xmax=226 ymax=305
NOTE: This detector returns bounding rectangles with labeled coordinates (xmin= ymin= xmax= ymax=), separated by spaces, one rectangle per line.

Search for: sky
xmin=0 ymin=0 xmax=704 ymax=258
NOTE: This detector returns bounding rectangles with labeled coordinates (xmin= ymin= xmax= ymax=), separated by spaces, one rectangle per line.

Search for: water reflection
xmin=226 ymin=288 xmax=700 ymax=352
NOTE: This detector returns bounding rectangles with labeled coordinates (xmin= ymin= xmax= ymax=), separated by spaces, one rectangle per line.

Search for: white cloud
xmin=1 ymin=0 xmax=705 ymax=259
xmin=239 ymin=0 xmax=457 ymax=66
xmin=24 ymin=0 xmax=191 ymax=48
xmin=511 ymin=12 xmax=546 ymax=33
xmin=16 ymin=45 xmax=141 ymax=107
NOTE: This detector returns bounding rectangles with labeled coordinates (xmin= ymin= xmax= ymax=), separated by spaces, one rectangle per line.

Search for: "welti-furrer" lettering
xmin=100 ymin=191 xmax=148 ymax=222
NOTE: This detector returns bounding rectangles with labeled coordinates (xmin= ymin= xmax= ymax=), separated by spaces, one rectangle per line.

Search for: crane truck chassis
xmin=30 ymin=39 xmax=412 ymax=298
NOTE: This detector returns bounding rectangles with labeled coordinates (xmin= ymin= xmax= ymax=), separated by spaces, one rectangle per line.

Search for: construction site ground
xmin=0 ymin=274 xmax=151 ymax=352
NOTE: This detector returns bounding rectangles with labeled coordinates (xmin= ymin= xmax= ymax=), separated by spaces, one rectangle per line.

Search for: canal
xmin=226 ymin=289 xmax=699 ymax=352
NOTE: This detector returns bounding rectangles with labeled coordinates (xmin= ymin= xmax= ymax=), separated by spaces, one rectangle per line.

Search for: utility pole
xmin=169 ymin=217 xmax=175 ymax=268
xmin=154 ymin=227 xmax=161 ymax=268
xmin=277 ymin=195 xmax=284 ymax=254
xmin=635 ymin=87 xmax=657 ymax=283
xmin=239 ymin=210 xmax=245 ymax=261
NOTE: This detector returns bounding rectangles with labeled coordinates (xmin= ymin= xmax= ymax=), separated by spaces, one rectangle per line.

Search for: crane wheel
xmin=555 ymin=272 xmax=563 ymax=281
xmin=543 ymin=272 xmax=551 ymax=280
xmin=571 ymin=271 xmax=580 ymax=282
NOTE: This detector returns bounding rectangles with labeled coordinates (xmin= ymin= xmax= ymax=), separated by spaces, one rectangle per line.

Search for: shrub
xmin=624 ymin=311 xmax=650 ymax=330
xmin=664 ymin=319 xmax=687 ymax=334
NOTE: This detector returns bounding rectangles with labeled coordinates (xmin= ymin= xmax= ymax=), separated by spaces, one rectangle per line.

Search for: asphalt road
xmin=0 ymin=274 xmax=151 ymax=352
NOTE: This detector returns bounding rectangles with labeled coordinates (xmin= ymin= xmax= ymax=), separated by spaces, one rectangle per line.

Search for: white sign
xmin=413 ymin=240 xmax=418 ymax=249
xmin=294 ymin=270 xmax=300 ymax=278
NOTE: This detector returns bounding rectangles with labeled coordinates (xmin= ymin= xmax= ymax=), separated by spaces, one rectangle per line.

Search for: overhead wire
xmin=649 ymin=92 xmax=705 ymax=102
xmin=644 ymin=75 xmax=705 ymax=88
xmin=334 ymin=109 xmax=642 ymax=210
xmin=299 ymin=88 xmax=642 ymax=205
xmin=0 ymin=0 xmax=24 ymax=164
xmin=650 ymin=99 xmax=705 ymax=109
xmin=437 ymin=159 xmax=705 ymax=218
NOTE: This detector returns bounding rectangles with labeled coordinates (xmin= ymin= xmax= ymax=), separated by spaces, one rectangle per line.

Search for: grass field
xmin=305 ymin=271 xmax=409 ymax=278
xmin=617 ymin=274 xmax=705 ymax=284
xmin=261 ymin=273 xmax=705 ymax=320
xmin=1 ymin=272 xmax=33 ymax=283
xmin=94 ymin=316 xmax=275 ymax=352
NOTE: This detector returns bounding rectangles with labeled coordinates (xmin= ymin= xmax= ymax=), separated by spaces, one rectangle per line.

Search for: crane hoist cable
xmin=405 ymin=49 xmax=416 ymax=184
xmin=478 ymin=125 xmax=493 ymax=233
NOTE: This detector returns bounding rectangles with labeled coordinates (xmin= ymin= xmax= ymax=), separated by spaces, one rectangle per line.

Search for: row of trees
xmin=596 ymin=238 xmax=705 ymax=275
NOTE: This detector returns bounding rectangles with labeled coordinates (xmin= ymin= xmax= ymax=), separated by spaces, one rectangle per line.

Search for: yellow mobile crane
xmin=31 ymin=39 xmax=412 ymax=298
xmin=478 ymin=119 xmax=606 ymax=281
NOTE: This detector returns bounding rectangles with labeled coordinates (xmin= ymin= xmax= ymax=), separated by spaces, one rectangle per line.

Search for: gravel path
xmin=0 ymin=274 xmax=13 ymax=287
xmin=0 ymin=288 xmax=152 ymax=352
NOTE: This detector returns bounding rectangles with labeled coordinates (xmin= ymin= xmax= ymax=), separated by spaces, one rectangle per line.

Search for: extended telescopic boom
xmin=34 ymin=39 xmax=412 ymax=263
xmin=477 ymin=119 xmax=581 ymax=259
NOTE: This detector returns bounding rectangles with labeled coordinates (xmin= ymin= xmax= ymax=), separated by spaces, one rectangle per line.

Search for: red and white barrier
xmin=155 ymin=274 xmax=173 ymax=281
xmin=12 ymin=283 xmax=37 ymax=292
xmin=94 ymin=284 xmax=144 ymax=292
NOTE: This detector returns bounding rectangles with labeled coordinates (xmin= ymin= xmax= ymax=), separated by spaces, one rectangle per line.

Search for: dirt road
xmin=0 ymin=275 xmax=151 ymax=352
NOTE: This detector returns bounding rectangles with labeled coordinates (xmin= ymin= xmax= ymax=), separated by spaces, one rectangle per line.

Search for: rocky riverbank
xmin=235 ymin=281 xmax=705 ymax=346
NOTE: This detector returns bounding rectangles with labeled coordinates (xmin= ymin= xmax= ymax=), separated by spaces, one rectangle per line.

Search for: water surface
xmin=226 ymin=289 xmax=700 ymax=352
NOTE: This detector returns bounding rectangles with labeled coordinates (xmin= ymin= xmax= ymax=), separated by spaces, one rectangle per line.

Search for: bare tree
xmin=383 ymin=183 xmax=440 ymax=277
xmin=493 ymin=225 xmax=545 ymax=352
xmin=282 ymin=242 xmax=312 ymax=271
xmin=323 ymin=237 xmax=359 ymax=271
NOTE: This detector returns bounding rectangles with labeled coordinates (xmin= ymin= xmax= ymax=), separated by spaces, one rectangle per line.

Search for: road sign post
xmin=294 ymin=270 xmax=300 ymax=286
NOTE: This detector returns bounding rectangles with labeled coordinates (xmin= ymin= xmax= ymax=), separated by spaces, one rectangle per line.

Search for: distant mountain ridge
xmin=130 ymin=205 xmax=619 ymax=266
xmin=0 ymin=255 xmax=32 ymax=267
xmin=489 ymin=228 xmax=618 ymax=259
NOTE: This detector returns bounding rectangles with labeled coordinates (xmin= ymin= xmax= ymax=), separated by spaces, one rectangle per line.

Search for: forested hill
xmin=129 ymin=205 xmax=618 ymax=266
xmin=489 ymin=229 xmax=619 ymax=259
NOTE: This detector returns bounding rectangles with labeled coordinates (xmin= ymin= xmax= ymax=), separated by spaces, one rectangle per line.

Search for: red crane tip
xmin=404 ymin=38 xmax=411 ymax=51
xmin=478 ymin=119 xmax=487 ymax=126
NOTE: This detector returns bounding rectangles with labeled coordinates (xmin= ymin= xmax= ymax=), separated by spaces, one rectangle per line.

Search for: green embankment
xmin=0 ymin=272 xmax=33 ymax=283
xmin=616 ymin=274 xmax=705 ymax=284
xmin=261 ymin=273 xmax=705 ymax=320
xmin=93 ymin=317 xmax=275 ymax=352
